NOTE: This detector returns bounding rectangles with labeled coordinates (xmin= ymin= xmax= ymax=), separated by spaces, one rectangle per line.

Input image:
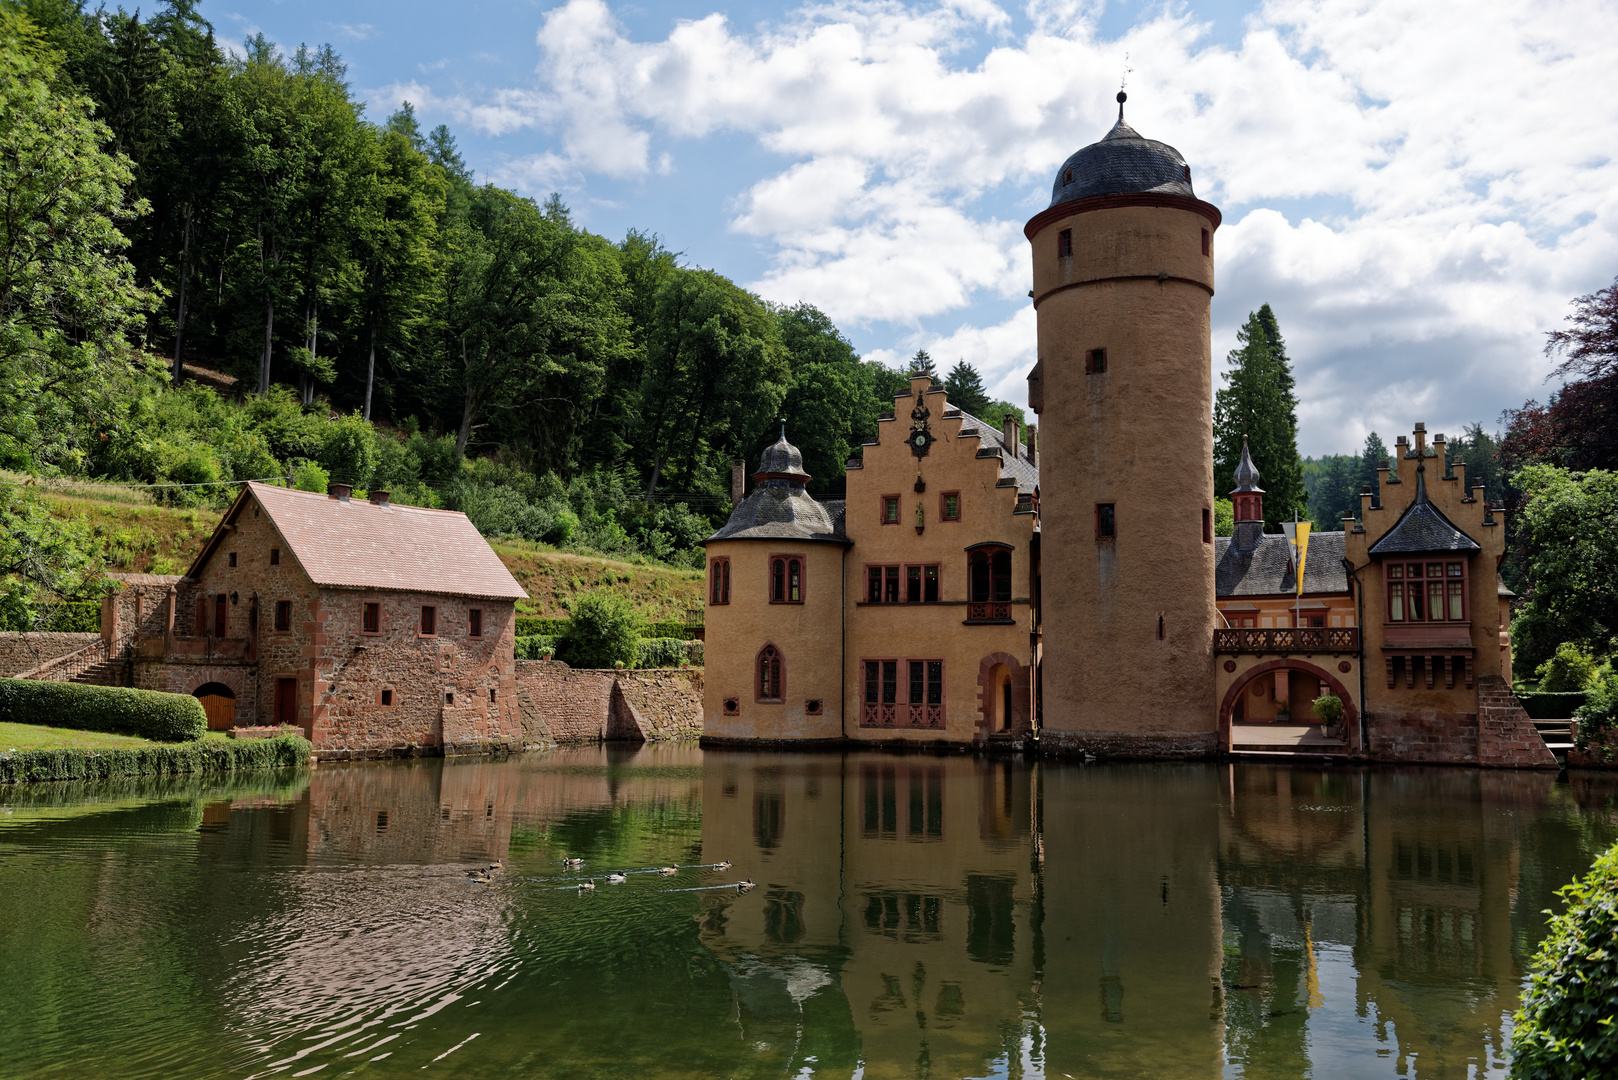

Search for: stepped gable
xmin=188 ymin=481 xmax=527 ymax=599
xmin=705 ymin=429 xmax=848 ymax=544
xmin=1215 ymin=531 xmax=1348 ymax=597
xmin=952 ymin=409 xmax=1040 ymax=494
xmin=1368 ymin=463 xmax=1482 ymax=555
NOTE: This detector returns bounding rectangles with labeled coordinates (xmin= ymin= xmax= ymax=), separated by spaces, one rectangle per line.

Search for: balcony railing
xmin=1214 ymin=627 xmax=1359 ymax=655
xmin=966 ymin=602 xmax=1014 ymax=622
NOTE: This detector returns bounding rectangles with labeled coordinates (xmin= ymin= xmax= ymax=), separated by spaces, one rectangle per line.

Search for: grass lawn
xmin=0 ymin=723 xmax=229 ymax=752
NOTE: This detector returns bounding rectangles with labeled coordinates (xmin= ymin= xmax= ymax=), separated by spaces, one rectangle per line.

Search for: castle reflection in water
xmin=36 ymin=748 xmax=1615 ymax=1079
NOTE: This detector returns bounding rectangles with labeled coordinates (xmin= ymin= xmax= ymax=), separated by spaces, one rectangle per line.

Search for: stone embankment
xmin=515 ymin=660 xmax=702 ymax=747
xmin=0 ymin=633 xmax=101 ymax=677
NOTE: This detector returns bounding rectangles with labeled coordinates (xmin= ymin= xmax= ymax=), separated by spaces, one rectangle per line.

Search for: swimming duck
xmin=467 ymin=870 xmax=492 ymax=884
xmin=488 ymin=860 xmax=503 ymax=871
xmin=714 ymin=860 xmax=732 ymax=870
xmin=578 ymin=879 xmax=596 ymax=891
xmin=606 ymin=871 xmax=627 ymax=884
xmin=658 ymin=866 xmax=678 ymax=876
xmin=736 ymin=879 xmax=755 ymax=891
xmin=562 ymin=857 xmax=585 ymax=868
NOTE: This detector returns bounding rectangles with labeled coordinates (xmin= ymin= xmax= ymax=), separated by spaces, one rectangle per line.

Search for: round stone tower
xmin=1027 ymin=93 xmax=1221 ymax=758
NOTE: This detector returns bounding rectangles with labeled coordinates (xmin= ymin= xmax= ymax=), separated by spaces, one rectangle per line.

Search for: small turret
xmin=1230 ymin=437 xmax=1265 ymax=552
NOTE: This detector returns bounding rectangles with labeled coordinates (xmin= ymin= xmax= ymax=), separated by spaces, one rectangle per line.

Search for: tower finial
xmin=779 ymin=417 xmax=786 ymax=441
xmin=1116 ymin=89 xmax=1127 ymax=122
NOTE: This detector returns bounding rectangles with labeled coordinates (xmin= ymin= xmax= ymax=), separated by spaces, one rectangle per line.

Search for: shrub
xmin=648 ymin=620 xmax=698 ymax=639
xmin=515 ymin=634 xmax=557 ymax=660
xmin=635 ymin=637 xmax=689 ymax=668
xmin=1520 ymin=692 xmax=1594 ymax=721
xmin=293 ymin=460 xmax=329 ymax=493
xmin=555 ymin=590 xmax=642 ymax=669
xmin=1312 ymin=692 xmax=1345 ymax=728
xmin=1574 ymin=670 xmax=1618 ymax=757
xmin=0 ymin=734 xmax=311 ymax=783
xmin=1509 ymin=840 xmax=1618 ymax=1078
xmin=1537 ymin=642 xmax=1601 ymax=693
xmin=0 ymin=678 xmax=205 ymax=742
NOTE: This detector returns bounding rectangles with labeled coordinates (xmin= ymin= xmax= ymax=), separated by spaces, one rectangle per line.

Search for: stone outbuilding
xmin=112 ymin=481 xmax=527 ymax=757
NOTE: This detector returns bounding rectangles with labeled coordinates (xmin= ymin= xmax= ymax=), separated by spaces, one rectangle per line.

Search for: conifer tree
xmin=1213 ymin=304 xmax=1304 ymax=530
xmin=910 ymin=348 xmax=935 ymax=378
xmin=1359 ymin=432 xmax=1389 ymax=501
xmin=942 ymin=360 xmax=990 ymax=416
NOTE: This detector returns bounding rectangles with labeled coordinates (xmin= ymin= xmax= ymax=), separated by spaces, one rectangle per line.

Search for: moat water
xmin=2 ymin=748 xmax=1615 ymax=1080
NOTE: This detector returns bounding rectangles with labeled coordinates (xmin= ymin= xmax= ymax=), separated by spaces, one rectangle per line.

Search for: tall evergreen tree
xmin=1213 ymin=304 xmax=1304 ymax=529
xmin=942 ymin=360 xmax=990 ymax=417
xmin=910 ymin=348 xmax=935 ymax=378
xmin=1359 ymin=431 xmax=1389 ymax=500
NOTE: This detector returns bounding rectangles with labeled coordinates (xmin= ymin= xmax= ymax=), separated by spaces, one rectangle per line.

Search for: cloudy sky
xmin=217 ymin=0 xmax=1617 ymax=455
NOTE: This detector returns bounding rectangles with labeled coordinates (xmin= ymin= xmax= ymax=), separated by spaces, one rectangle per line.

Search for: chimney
xmin=1026 ymin=423 xmax=1038 ymax=466
xmin=1002 ymin=415 xmax=1020 ymax=458
xmin=328 ymin=482 xmax=352 ymax=502
xmin=368 ymin=489 xmax=391 ymax=507
xmin=730 ymin=460 xmax=746 ymax=505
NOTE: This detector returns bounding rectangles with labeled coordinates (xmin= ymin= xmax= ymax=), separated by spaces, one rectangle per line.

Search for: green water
xmin=1 ymin=749 xmax=1614 ymax=1080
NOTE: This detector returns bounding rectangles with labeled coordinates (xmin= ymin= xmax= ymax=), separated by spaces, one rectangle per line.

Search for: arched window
xmin=771 ymin=559 xmax=785 ymax=602
xmin=757 ymin=645 xmax=783 ymax=702
xmin=788 ymin=559 xmax=801 ymax=602
xmin=709 ymin=558 xmax=730 ymax=605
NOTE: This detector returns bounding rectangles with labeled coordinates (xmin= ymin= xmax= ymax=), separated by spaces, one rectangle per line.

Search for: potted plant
xmin=1313 ymin=691 xmax=1345 ymax=737
xmin=1274 ymin=702 xmax=1291 ymax=721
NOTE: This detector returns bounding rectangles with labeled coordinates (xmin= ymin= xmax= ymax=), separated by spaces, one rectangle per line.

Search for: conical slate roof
xmin=706 ymin=428 xmax=846 ymax=545
xmin=1049 ymin=93 xmax=1197 ymax=208
xmin=1368 ymin=463 xmax=1481 ymax=555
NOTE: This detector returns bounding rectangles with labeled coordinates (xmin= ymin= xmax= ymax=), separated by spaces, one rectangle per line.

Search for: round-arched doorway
xmin=194 ymin=683 xmax=236 ymax=730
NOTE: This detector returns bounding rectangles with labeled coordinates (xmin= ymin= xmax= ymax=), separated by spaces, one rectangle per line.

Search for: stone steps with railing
xmin=15 ymin=639 xmax=130 ymax=687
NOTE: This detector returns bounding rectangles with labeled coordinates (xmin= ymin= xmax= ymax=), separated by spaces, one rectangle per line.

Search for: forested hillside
xmin=0 ymin=2 xmax=1027 ymax=580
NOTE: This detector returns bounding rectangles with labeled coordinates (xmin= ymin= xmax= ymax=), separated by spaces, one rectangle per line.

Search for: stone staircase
xmin=17 ymin=639 xmax=130 ymax=687
xmin=1534 ymin=719 xmax=1575 ymax=758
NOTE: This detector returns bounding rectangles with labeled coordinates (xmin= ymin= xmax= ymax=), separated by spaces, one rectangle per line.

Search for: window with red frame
xmin=770 ymin=555 xmax=805 ymax=603
xmin=1386 ymin=560 xmax=1468 ymax=622
xmin=881 ymin=495 xmax=901 ymax=525
xmin=468 ymin=608 xmax=483 ymax=637
xmin=968 ymin=549 xmax=1011 ymax=603
xmin=273 ymin=600 xmax=291 ymax=632
xmin=860 ymin=657 xmax=943 ymax=728
xmin=757 ymin=645 xmax=783 ymax=701
xmin=905 ymin=564 xmax=940 ymax=603
xmin=362 ymin=602 xmax=380 ymax=634
xmin=709 ymin=557 xmax=730 ymax=604
xmin=940 ymin=492 xmax=961 ymax=522
xmin=420 ymin=605 xmax=437 ymax=636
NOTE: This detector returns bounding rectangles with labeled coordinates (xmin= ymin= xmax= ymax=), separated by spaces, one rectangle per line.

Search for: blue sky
xmin=213 ymin=0 xmax=1618 ymax=457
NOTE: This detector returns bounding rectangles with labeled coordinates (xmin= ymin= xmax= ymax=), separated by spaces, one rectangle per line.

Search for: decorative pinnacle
xmin=1116 ymin=90 xmax=1127 ymax=121
xmin=778 ymin=418 xmax=786 ymax=440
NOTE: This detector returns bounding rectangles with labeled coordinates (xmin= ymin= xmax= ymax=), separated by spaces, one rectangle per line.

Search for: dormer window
xmin=1062 ymin=167 xmax=1073 ymax=185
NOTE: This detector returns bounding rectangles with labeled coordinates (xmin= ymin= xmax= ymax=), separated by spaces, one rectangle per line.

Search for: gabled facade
xmin=111 ymin=481 xmax=527 ymax=757
xmin=702 ymin=374 xmax=1041 ymax=748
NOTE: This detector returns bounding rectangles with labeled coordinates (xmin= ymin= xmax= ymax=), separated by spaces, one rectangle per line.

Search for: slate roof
xmin=954 ymin=411 xmax=1040 ymax=494
xmin=1367 ymin=467 xmax=1482 ymax=555
xmin=1049 ymin=99 xmax=1196 ymax=208
xmin=190 ymin=482 xmax=528 ymax=600
xmin=1215 ymin=531 xmax=1348 ymax=597
xmin=755 ymin=429 xmax=811 ymax=480
xmin=704 ymin=487 xmax=847 ymax=544
xmin=1232 ymin=437 xmax=1263 ymax=493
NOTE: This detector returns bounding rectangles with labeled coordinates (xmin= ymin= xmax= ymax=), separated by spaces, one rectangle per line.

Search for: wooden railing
xmin=861 ymin=702 xmax=945 ymax=729
xmin=966 ymin=602 xmax=1013 ymax=622
xmin=1214 ymin=627 xmax=1359 ymax=654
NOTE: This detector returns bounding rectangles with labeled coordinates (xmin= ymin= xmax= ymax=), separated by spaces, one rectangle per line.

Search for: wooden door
xmin=197 ymin=693 xmax=235 ymax=730
xmin=275 ymin=678 xmax=298 ymax=726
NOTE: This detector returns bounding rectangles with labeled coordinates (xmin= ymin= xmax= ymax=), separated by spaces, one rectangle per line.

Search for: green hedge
xmin=516 ymin=616 xmax=570 ymax=637
xmin=1519 ymin=691 xmax=1592 ymax=720
xmin=516 ymin=616 xmax=698 ymax=639
xmin=0 ymin=735 xmax=311 ymax=784
xmin=1510 ymin=840 xmax=1618 ymax=1078
xmin=635 ymin=637 xmax=691 ymax=668
xmin=0 ymin=678 xmax=206 ymax=742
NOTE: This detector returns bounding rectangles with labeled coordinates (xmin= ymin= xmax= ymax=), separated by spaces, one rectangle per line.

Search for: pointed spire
xmin=1232 ymin=436 xmax=1264 ymax=493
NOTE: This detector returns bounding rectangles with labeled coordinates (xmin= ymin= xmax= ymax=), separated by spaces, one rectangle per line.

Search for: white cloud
xmin=395 ymin=0 xmax=1618 ymax=452
xmin=332 ymin=22 xmax=374 ymax=40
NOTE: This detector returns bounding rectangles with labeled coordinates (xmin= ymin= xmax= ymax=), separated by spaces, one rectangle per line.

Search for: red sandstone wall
xmin=0 ymin=633 xmax=101 ymax=676
xmin=514 ymin=660 xmax=703 ymax=746
xmin=1366 ymin=676 xmax=1556 ymax=768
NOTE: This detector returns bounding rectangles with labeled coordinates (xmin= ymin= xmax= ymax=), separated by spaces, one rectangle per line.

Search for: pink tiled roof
xmin=240 ymin=482 xmax=527 ymax=600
